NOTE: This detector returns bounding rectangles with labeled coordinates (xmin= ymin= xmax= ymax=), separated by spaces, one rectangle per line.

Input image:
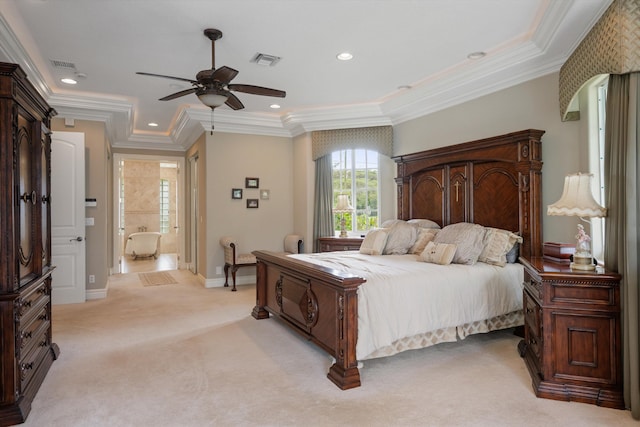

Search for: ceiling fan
xmin=137 ymin=28 xmax=286 ymax=113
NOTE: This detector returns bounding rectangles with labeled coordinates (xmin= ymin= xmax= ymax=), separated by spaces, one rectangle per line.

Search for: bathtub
xmin=125 ymin=232 xmax=162 ymax=259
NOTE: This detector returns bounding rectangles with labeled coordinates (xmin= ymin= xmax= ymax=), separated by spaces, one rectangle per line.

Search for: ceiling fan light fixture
xmin=197 ymin=90 xmax=229 ymax=108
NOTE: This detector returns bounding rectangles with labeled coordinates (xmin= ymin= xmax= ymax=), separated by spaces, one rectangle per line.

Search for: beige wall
xmin=51 ymin=118 xmax=109 ymax=292
xmin=205 ymin=131 xmax=293 ymax=279
xmin=393 ymin=72 xmax=583 ymax=244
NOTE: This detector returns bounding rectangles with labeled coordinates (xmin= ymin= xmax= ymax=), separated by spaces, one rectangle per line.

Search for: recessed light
xmin=397 ymin=85 xmax=412 ymax=90
xmin=336 ymin=52 xmax=353 ymax=61
xmin=270 ymin=104 xmax=281 ymax=109
xmin=148 ymin=122 xmax=159 ymax=127
xmin=61 ymin=78 xmax=77 ymax=85
xmin=467 ymin=51 xmax=486 ymax=60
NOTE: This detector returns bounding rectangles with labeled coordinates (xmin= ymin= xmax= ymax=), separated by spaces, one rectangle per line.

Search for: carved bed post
xmin=251 ymin=259 xmax=269 ymax=319
xmin=327 ymin=288 xmax=361 ymax=390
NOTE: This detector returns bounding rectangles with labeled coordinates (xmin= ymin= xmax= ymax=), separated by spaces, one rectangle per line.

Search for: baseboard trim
xmin=205 ymin=275 xmax=256 ymax=289
xmin=86 ymin=287 xmax=108 ymax=300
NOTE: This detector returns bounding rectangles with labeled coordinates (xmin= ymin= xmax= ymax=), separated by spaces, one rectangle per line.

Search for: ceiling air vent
xmin=250 ymin=53 xmax=281 ymax=67
xmin=50 ymin=59 xmax=77 ymax=71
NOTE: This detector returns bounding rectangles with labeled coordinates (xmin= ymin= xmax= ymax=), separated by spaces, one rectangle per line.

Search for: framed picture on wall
xmin=260 ymin=189 xmax=270 ymax=200
xmin=231 ymin=188 xmax=243 ymax=199
xmin=247 ymin=199 xmax=259 ymax=208
xmin=245 ymin=177 xmax=259 ymax=188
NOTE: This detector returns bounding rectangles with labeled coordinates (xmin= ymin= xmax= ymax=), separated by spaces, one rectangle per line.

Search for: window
xmin=332 ymin=149 xmax=379 ymax=235
xmin=160 ymin=179 xmax=170 ymax=234
xmin=590 ymin=76 xmax=608 ymax=261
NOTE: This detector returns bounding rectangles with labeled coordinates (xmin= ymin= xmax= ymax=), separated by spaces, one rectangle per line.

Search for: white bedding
xmin=290 ymin=252 xmax=524 ymax=360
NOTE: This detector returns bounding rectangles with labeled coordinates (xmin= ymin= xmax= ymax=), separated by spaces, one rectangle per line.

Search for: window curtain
xmin=604 ymin=72 xmax=640 ymax=418
xmin=313 ymin=154 xmax=334 ymax=252
xmin=311 ymin=126 xmax=393 ymax=250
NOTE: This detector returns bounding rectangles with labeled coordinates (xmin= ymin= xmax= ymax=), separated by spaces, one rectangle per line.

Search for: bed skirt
xmin=361 ymin=310 xmax=524 ymax=361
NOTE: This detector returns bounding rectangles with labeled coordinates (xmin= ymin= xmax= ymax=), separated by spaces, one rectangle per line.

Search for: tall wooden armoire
xmin=0 ymin=62 xmax=59 ymax=425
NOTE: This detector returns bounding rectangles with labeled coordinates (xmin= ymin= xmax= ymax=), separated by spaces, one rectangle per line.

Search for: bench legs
xmin=224 ymin=263 xmax=255 ymax=291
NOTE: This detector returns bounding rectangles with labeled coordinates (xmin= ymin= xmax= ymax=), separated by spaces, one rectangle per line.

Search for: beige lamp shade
xmin=547 ymin=173 xmax=607 ymax=218
xmin=334 ymin=194 xmax=354 ymax=212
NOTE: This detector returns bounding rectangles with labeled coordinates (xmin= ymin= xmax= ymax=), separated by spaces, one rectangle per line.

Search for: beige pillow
xmin=407 ymin=219 xmax=441 ymax=229
xmin=381 ymin=219 xmax=406 ymax=228
xmin=359 ymin=229 xmax=388 ymax=255
xmin=410 ymin=228 xmax=439 ymax=254
xmin=433 ymin=222 xmax=486 ymax=265
xmin=419 ymin=241 xmax=457 ymax=265
xmin=478 ymin=228 xmax=523 ymax=267
xmin=383 ymin=222 xmax=418 ymax=255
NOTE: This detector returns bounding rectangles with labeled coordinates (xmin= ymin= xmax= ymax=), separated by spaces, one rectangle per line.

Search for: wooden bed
xmin=252 ymin=129 xmax=545 ymax=390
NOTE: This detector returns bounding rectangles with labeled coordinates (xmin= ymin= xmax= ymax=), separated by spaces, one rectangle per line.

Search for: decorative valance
xmin=559 ymin=0 xmax=640 ymax=121
xmin=311 ymin=125 xmax=393 ymax=160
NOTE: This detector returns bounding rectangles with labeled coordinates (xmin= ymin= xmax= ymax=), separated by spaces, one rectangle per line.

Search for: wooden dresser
xmin=318 ymin=236 xmax=364 ymax=252
xmin=518 ymin=257 xmax=623 ymax=409
xmin=0 ymin=63 xmax=59 ymax=425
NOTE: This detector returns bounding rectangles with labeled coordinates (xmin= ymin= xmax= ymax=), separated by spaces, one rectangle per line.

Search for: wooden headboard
xmin=393 ymin=129 xmax=544 ymax=259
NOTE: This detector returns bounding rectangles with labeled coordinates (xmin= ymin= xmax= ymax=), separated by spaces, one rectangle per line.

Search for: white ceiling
xmin=0 ymin=0 xmax=611 ymax=151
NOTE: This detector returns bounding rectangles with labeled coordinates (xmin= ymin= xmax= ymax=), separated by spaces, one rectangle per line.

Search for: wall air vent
xmin=50 ymin=59 xmax=77 ymax=70
xmin=250 ymin=53 xmax=281 ymax=67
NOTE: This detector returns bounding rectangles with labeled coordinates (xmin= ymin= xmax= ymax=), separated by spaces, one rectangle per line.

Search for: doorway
xmin=113 ymin=153 xmax=185 ymax=274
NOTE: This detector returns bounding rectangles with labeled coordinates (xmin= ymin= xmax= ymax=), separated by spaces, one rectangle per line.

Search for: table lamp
xmin=333 ymin=195 xmax=354 ymax=238
xmin=547 ymin=173 xmax=607 ymax=270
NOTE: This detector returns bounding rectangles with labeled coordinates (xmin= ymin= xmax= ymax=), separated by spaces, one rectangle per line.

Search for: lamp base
xmin=570 ymin=262 xmax=596 ymax=271
xmin=571 ymin=254 xmax=596 ymax=271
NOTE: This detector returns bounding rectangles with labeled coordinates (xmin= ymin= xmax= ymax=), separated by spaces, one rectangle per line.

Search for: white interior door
xmin=51 ymin=131 xmax=86 ymax=304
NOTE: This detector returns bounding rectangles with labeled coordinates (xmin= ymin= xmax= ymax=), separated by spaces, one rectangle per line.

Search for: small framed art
xmin=260 ymin=189 xmax=270 ymax=200
xmin=247 ymin=199 xmax=259 ymax=208
xmin=245 ymin=177 xmax=259 ymax=188
xmin=231 ymin=188 xmax=243 ymax=199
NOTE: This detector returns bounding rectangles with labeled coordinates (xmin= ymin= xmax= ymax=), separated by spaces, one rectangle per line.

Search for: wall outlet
xmin=216 ymin=266 xmax=222 ymax=275
xmin=88 ymin=274 xmax=95 ymax=284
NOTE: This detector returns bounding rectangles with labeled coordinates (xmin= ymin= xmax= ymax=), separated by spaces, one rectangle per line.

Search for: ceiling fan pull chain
xmin=210 ymin=108 xmax=214 ymax=135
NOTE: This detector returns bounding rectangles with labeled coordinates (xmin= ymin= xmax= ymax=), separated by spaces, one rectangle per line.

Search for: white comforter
xmin=290 ymin=252 xmax=524 ymax=360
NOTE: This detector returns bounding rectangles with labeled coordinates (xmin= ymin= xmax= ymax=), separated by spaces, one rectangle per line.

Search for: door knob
xmin=70 ymin=236 xmax=84 ymax=242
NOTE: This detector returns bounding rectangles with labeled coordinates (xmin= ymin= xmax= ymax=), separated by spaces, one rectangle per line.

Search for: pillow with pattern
xmin=383 ymin=221 xmax=418 ymax=255
xmin=433 ymin=222 xmax=486 ymax=265
xmin=359 ymin=229 xmax=389 ymax=255
xmin=419 ymin=241 xmax=457 ymax=265
xmin=410 ymin=228 xmax=440 ymax=254
xmin=478 ymin=228 xmax=523 ymax=267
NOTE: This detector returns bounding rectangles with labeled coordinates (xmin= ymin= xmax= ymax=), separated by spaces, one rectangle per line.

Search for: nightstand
xmin=317 ymin=236 xmax=364 ymax=252
xmin=518 ymin=257 xmax=624 ymax=409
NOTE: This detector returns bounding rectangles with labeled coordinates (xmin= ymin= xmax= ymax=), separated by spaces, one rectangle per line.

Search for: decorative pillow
xmin=381 ymin=219 xmax=406 ymax=228
xmin=506 ymin=241 xmax=520 ymax=263
xmin=407 ymin=219 xmax=441 ymax=229
xmin=359 ymin=229 xmax=388 ymax=255
xmin=479 ymin=228 xmax=523 ymax=267
xmin=410 ymin=228 xmax=439 ymax=254
xmin=419 ymin=241 xmax=457 ymax=265
xmin=382 ymin=222 xmax=418 ymax=255
xmin=433 ymin=222 xmax=486 ymax=265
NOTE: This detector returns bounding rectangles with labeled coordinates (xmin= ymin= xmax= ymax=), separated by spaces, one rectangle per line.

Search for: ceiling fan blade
xmin=225 ymin=92 xmax=244 ymax=110
xmin=228 ymin=84 xmax=286 ymax=98
xmin=136 ymin=72 xmax=198 ymax=84
xmin=159 ymin=87 xmax=198 ymax=101
xmin=211 ymin=66 xmax=239 ymax=84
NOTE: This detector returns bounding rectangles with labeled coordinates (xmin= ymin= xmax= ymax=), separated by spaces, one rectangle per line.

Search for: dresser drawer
xmin=523 ymin=290 xmax=542 ymax=362
xmin=19 ymin=327 xmax=50 ymax=392
xmin=18 ymin=280 xmax=50 ymax=323
xmin=18 ymin=304 xmax=51 ymax=360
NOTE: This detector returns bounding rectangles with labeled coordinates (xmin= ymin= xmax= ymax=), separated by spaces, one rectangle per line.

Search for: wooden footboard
xmin=251 ymin=250 xmax=366 ymax=390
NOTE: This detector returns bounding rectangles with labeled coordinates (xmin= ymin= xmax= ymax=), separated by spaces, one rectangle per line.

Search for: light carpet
xmin=20 ymin=270 xmax=635 ymax=426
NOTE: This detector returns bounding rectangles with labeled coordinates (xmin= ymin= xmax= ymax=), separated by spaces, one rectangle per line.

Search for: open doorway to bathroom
xmin=113 ymin=154 xmax=185 ymax=274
